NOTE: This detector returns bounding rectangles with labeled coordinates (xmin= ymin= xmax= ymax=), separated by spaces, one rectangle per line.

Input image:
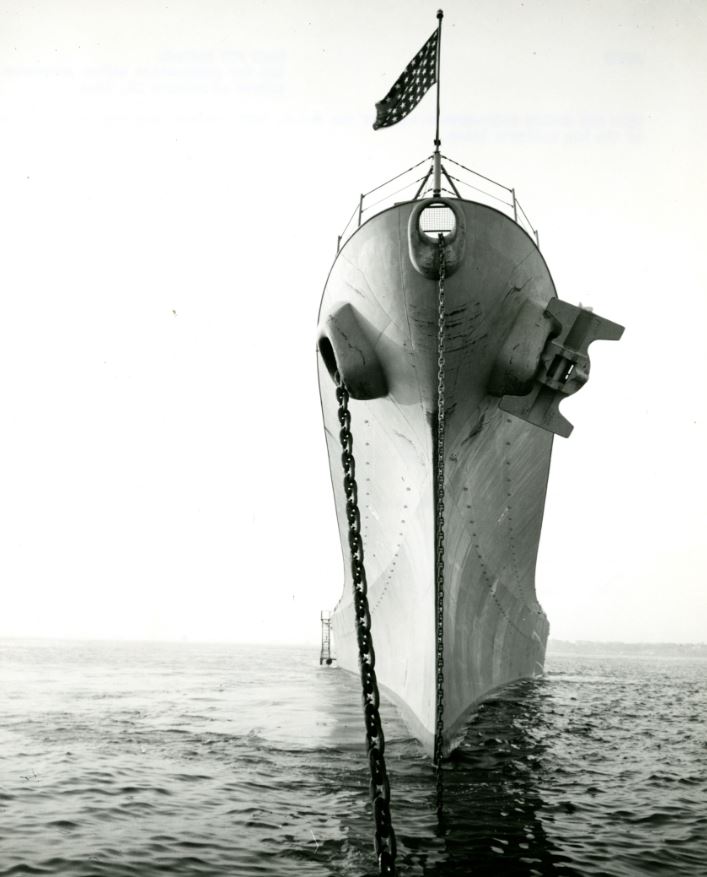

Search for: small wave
xmin=1 ymin=642 xmax=704 ymax=877
xmin=170 ymin=774 xmax=212 ymax=783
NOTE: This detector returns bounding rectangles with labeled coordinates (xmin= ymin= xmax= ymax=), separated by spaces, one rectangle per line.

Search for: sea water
xmin=0 ymin=640 xmax=705 ymax=876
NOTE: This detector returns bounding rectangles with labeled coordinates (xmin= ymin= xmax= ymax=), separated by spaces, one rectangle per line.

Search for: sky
xmin=0 ymin=0 xmax=704 ymax=645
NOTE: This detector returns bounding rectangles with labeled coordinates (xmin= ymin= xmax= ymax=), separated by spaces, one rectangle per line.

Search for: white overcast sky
xmin=0 ymin=0 xmax=704 ymax=645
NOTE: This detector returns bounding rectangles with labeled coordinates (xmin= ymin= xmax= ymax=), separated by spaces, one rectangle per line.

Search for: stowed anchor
xmin=497 ymin=299 xmax=624 ymax=438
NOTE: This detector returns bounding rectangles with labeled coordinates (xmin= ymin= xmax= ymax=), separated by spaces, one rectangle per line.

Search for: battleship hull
xmin=317 ymin=198 xmax=555 ymax=755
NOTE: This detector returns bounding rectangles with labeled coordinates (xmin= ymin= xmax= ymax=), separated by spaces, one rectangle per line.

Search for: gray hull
xmin=317 ymin=199 xmax=554 ymax=755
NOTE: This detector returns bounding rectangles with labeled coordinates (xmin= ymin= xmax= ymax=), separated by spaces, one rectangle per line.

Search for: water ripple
xmin=0 ymin=642 xmax=704 ymax=876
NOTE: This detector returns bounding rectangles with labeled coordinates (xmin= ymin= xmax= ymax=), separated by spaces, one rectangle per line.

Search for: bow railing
xmin=336 ymin=154 xmax=539 ymax=252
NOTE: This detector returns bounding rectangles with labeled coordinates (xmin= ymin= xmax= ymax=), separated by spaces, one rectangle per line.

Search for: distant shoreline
xmin=1 ymin=636 xmax=706 ymax=658
xmin=547 ymin=640 xmax=707 ymax=658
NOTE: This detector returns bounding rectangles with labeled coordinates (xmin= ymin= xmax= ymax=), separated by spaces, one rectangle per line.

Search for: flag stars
xmin=372 ymin=27 xmax=439 ymax=130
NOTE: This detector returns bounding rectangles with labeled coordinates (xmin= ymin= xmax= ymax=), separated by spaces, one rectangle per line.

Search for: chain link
xmin=335 ymin=374 xmax=397 ymax=877
xmin=434 ymin=237 xmax=446 ymax=773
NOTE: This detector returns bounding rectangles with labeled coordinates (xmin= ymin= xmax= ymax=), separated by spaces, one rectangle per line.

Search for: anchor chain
xmin=335 ymin=373 xmax=397 ymax=876
xmin=434 ymin=237 xmax=446 ymax=772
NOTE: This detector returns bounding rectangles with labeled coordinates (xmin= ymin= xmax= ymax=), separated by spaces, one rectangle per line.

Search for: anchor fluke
xmin=498 ymin=298 xmax=624 ymax=437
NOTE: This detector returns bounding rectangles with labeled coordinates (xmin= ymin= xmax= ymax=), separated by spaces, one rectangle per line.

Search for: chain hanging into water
xmin=434 ymin=236 xmax=447 ymax=784
xmin=335 ymin=374 xmax=397 ymax=877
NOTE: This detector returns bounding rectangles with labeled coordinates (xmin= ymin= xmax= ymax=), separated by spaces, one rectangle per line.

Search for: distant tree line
xmin=547 ymin=640 xmax=707 ymax=658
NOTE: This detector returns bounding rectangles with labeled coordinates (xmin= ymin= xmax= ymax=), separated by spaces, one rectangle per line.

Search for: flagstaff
xmin=369 ymin=11 xmax=445 ymax=193
xmin=433 ymin=9 xmax=443 ymax=196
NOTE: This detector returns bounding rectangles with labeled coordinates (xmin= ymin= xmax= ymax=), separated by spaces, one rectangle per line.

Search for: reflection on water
xmin=0 ymin=642 xmax=704 ymax=877
xmin=428 ymin=682 xmax=580 ymax=875
xmin=346 ymin=677 xmax=582 ymax=876
xmin=323 ymin=656 xmax=706 ymax=876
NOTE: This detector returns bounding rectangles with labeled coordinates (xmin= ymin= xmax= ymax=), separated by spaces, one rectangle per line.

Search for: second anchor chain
xmin=434 ymin=236 xmax=447 ymax=772
xmin=335 ymin=373 xmax=397 ymax=876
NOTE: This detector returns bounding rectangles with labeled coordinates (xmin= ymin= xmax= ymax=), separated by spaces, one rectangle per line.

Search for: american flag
xmin=373 ymin=30 xmax=439 ymax=130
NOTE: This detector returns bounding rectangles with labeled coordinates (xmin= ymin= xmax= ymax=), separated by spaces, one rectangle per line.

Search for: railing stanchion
xmin=358 ymin=194 xmax=364 ymax=227
xmin=413 ymin=166 xmax=433 ymax=201
xmin=441 ymin=165 xmax=462 ymax=199
xmin=511 ymin=188 xmax=518 ymax=223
